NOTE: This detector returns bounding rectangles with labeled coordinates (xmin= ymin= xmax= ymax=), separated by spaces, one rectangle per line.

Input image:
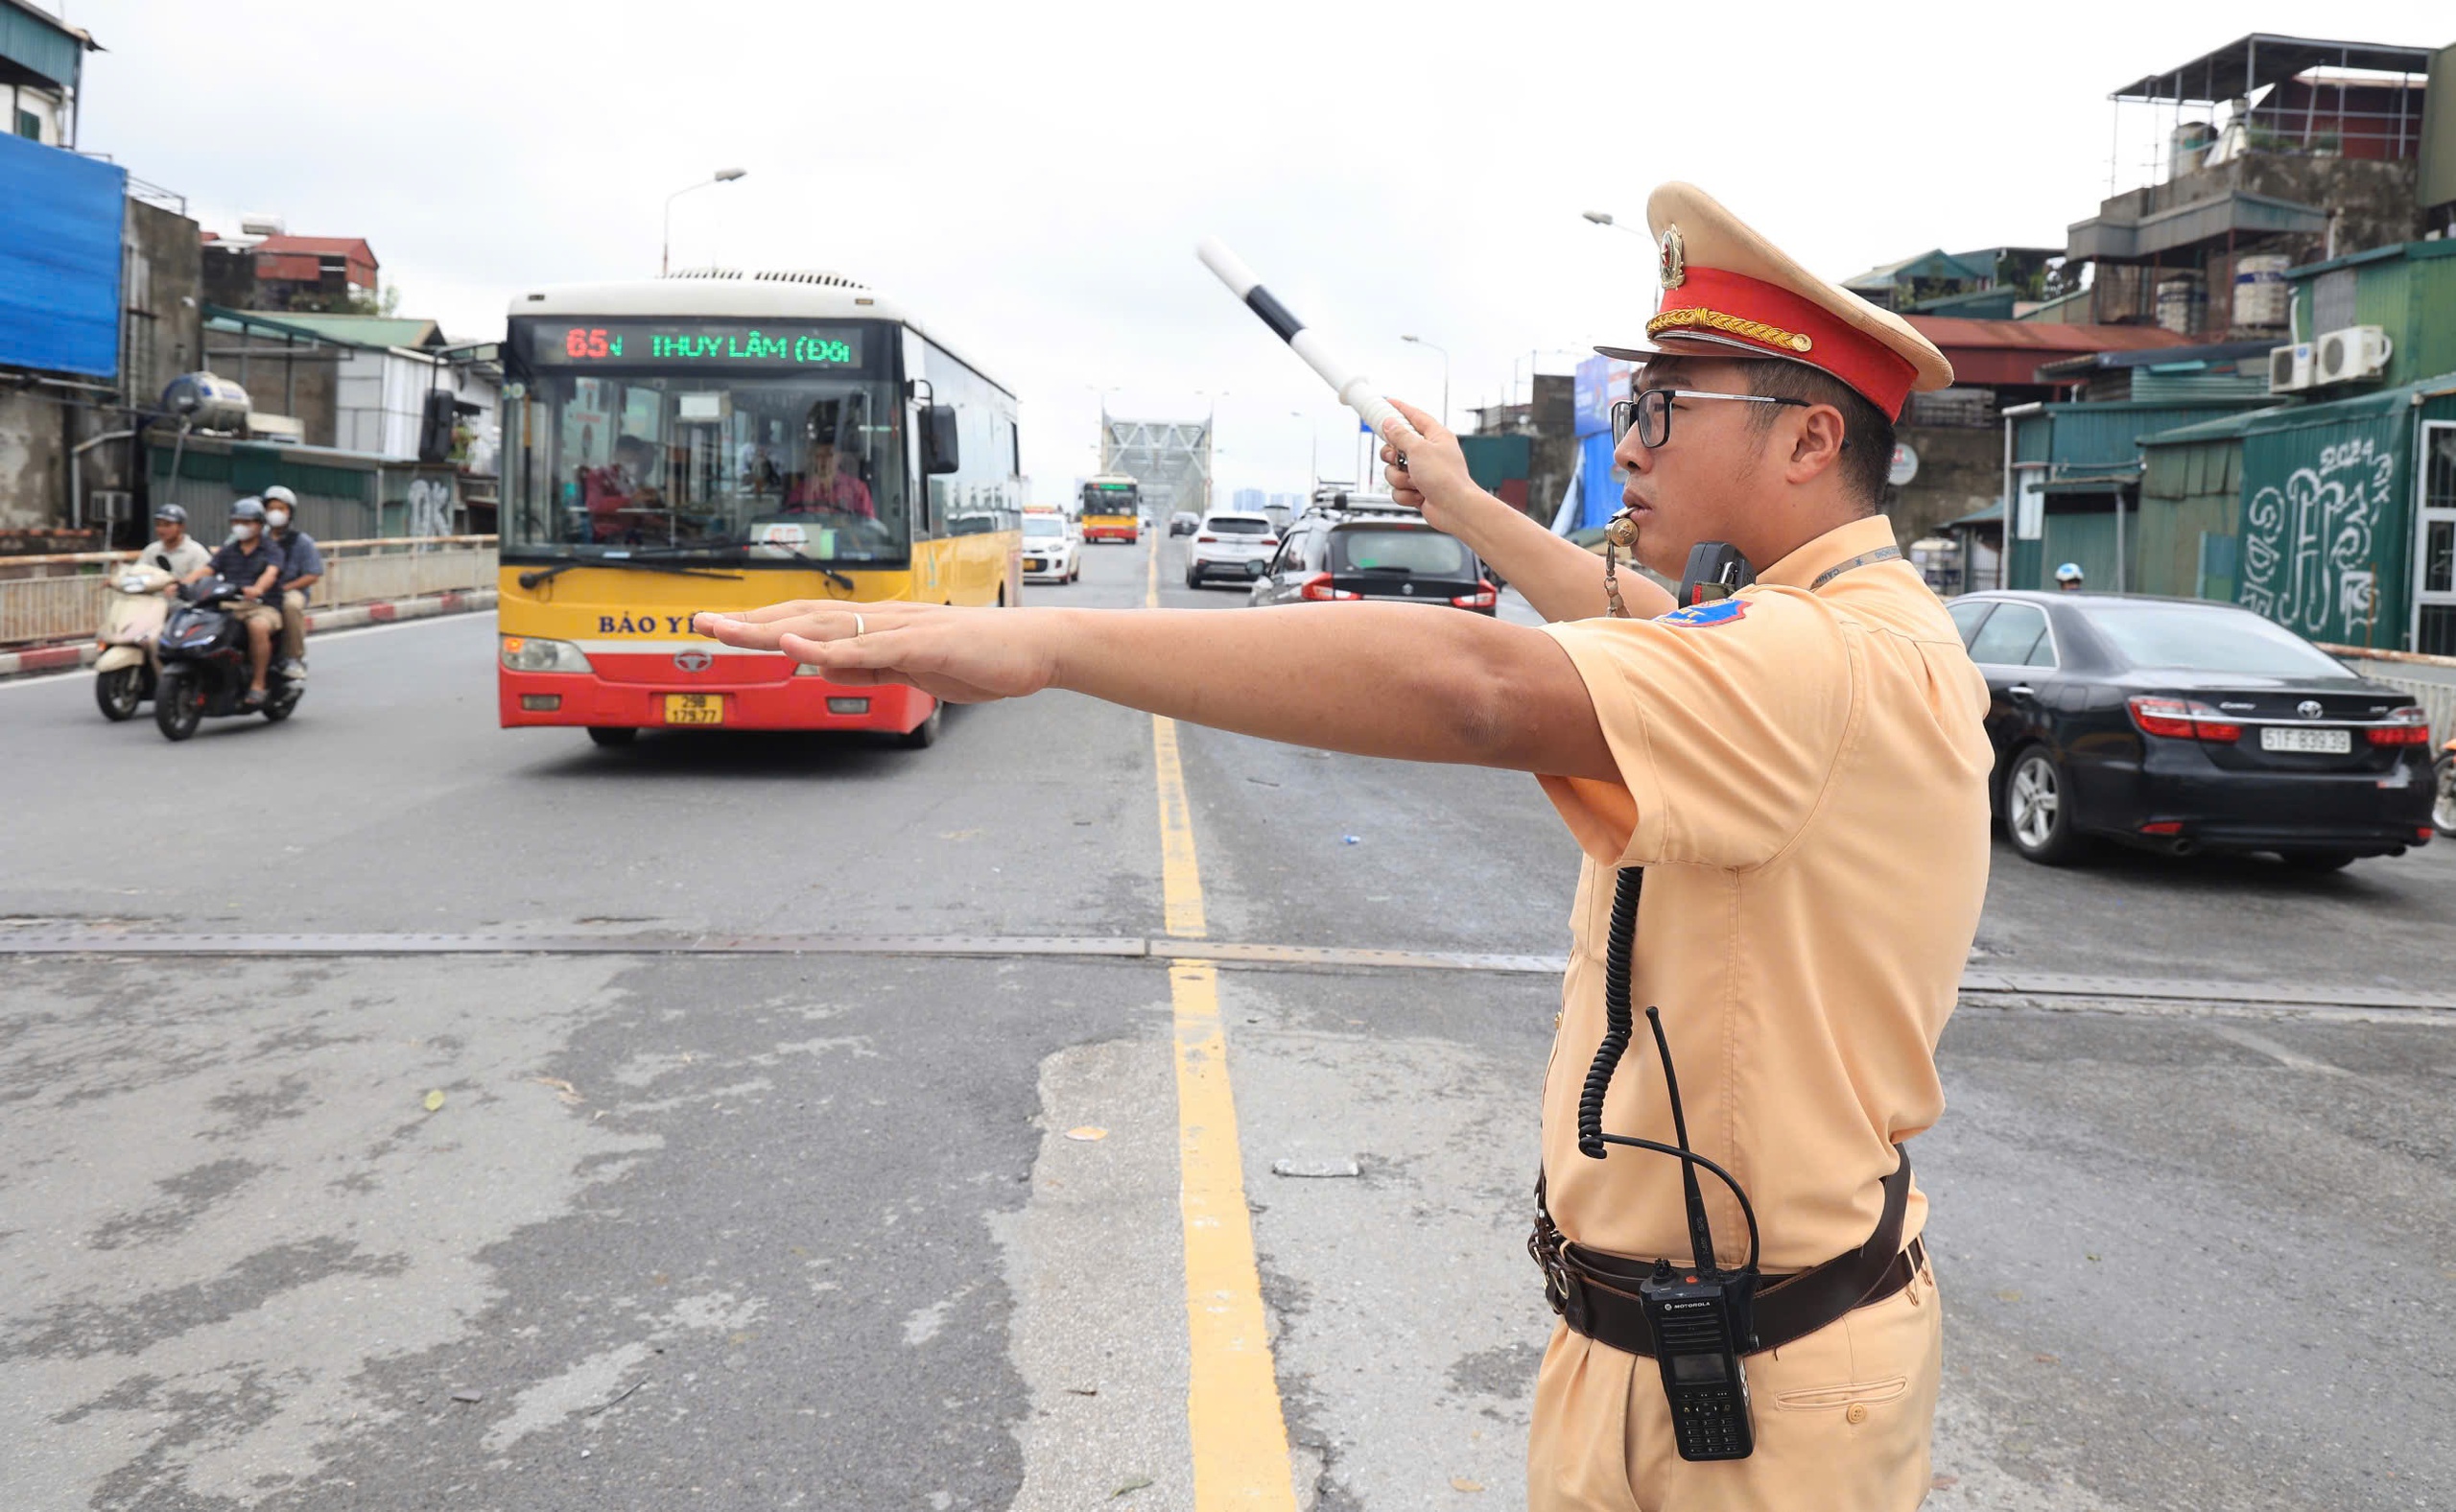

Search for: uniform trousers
xmin=279 ymin=589 xmax=308 ymax=661
xmin=1527 ymin=1257 xmax=1941 ymax=1512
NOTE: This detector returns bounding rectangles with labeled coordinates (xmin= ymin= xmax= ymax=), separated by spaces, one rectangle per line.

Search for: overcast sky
xmin=59 ymin=2 xmax=2456 ymax=506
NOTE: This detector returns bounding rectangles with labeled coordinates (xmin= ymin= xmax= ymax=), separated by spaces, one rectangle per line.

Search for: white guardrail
xmin=2323 ymin=645 xmax=2456 ymax=747
xmin=0 ymin=537 xmax=498 ymax=650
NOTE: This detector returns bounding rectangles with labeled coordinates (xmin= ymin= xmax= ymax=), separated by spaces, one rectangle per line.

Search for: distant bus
xmin=495 ymin=269 xmax=1023 ymax=749
xmin=1079 ymin=474 xmax=1140 ymax=543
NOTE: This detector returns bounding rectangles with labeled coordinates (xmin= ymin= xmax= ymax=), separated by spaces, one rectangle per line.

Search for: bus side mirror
xmin=924 ymin=405 xmax=960 ymax=476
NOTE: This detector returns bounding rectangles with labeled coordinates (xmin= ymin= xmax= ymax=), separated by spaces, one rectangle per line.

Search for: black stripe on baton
xmin=1244 ymin=286 xmax=1304 ymax=344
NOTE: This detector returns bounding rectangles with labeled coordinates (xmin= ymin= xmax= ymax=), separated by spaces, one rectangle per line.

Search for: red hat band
xmin=1649 ymin=267 xmax=1918 ymax=420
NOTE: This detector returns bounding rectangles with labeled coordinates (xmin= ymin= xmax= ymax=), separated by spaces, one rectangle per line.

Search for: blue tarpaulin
xmin=1576 ymin=430 xmax=1621 ymax=530
xmin=0 ymin=131 xmax=125 ymax=378
xmin=1572 ymin=354 xmax=1633 ymax=437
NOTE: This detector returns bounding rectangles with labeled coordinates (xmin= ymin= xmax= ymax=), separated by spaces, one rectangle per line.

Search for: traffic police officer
xmin=692 ymin=182 xmax=1992 ymax=1512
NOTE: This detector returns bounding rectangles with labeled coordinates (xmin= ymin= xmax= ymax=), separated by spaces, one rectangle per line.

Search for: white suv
xmin=1185 ymin=511 xmax=1280 ymax=589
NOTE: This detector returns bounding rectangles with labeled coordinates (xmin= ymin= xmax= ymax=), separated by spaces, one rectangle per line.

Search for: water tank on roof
xmin=2232 ymin=253 xmax=2292 ymax=331
xmin=159 ymin=371 xmax=253 ymax=434
xmin=2154 ymin=274 xmax=2206 ymax=337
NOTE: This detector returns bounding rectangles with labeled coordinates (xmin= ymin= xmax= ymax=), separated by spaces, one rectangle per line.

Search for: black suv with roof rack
xmin=1245 ymin=491 xmax=1497 ymax=614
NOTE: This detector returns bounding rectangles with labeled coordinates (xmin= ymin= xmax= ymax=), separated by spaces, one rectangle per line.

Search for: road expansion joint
xmin=7 ymin=929 xmax=2453 ymax=1019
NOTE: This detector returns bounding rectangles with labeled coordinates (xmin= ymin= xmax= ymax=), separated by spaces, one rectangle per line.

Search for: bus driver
xmin=785 ymin=401 xmax=875 ymax=519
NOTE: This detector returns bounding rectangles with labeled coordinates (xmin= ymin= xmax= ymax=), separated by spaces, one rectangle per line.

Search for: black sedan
xmin=1948 ymin=592 xmax=2439 ymax=868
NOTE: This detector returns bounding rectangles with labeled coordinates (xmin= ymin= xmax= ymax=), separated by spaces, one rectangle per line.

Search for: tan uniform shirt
xmin=1535 ymin=515 xmax=1992 ymax=1272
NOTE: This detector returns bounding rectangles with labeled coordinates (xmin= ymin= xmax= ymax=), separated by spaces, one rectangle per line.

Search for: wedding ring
xmin=853 ymin=613 xmax=866 ymax=639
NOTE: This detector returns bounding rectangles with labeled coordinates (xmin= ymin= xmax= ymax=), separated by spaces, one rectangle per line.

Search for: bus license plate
xmin=664 ymin=693 xmax=723 ymax=725
xmin=2260 ymin=725 xmax=2348 ymax=754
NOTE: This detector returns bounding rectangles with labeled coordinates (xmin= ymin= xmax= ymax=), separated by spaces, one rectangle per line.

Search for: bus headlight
xmin=500 ymin=635 xmax=593 ymax=673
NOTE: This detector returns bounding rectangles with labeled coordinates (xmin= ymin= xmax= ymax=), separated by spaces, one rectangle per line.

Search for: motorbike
xmin=93 ymin=563 xmax=175 ymax=721
xmin=153 ymin=576 xmax=303 ymax=741
xmin=2435 ymin=732 xmax=2456 ymax=839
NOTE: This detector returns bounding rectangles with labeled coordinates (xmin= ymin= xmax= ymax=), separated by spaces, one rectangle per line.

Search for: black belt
xmin=1529 ymin=1146 xmax=1923 ymax=1358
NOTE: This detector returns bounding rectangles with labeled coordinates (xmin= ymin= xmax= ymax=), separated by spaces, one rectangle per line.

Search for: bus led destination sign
xmin=527 ymin=320 xmax=864 ymax=368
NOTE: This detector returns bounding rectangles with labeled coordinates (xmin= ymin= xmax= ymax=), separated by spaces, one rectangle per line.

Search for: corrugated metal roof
xmin=2110 ymin=33 xmax=2437 ymax=104
xmin=2283 ymin=237 xmax=2456 ymax=282
xmin=2028 ymin=399 xmax=2277 ymax=470
xmin=1841 ymin=248 xmax=1994 ymax=292
xmin=2139 ymin=369 xmax=2456 ymax=448
xmin=0 ymin=0 xmax=96 ymax=91
xmin=248 ymin=235 xmax=377 ymax=263
xmin=244 ymin=312 xmax=443 ymax=350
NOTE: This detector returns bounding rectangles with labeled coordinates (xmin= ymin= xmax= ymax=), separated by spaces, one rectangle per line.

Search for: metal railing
xmin=2326 ymin=645 xmax=2456 ymax=746
xmin=0 ymin=537 xmax=497 ymax=650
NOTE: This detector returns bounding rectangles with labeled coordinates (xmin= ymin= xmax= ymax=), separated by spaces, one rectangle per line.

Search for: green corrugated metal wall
xmin=2404 ymin=256 xmax=2456 ymax=390
xmin=2004 ymin=403 xmax=2267 ymax=593
xmin=2135 ymin=437 xmax=2240 ymax=599
xmin=2287 ymin=244 xmax=2456 ymax=393
xmin=2041 ymin=508 xmax=2119 ymax=592
xmin=2235 ymin=401 xmax=2414 ymax=648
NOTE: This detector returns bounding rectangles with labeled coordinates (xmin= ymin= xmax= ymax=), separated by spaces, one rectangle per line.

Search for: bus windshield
xmin=1081 ymin=484 xmax=1137 ymax=516
xmin=503 ymin=363 xmax=909 ymax=564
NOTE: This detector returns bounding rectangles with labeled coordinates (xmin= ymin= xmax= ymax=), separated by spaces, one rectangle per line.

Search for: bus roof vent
xmin=748 ymin=270 xmax=871 ymax=290
xmin=663 ymin=267 xmax=749 ymax=281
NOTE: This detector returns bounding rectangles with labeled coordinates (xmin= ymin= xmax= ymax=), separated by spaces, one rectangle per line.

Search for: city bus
xmin=495 ymin=271 xmax=1023 ymax=748
xmin=1079 ymin=474 xmax=1141 ymax=542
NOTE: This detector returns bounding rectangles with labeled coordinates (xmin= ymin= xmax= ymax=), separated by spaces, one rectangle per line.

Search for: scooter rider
xmin=138 ymin=504 xmax=212 ymax=585
xmin=262 ymin=485 xmax=322 ymax=679
xmin=181 ymin=496 xmax=287 ymax=708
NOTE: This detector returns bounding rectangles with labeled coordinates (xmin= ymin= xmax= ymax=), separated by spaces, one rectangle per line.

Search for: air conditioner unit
xmin=2313 ymin=324 xmax=2393 ymax=385
xmin=2267 ymin=343 xmax=2313 ymax=394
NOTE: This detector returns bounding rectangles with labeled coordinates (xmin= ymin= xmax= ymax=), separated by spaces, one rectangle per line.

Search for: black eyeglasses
xmin=1610 ymin=389 xmax=1810 ymax=448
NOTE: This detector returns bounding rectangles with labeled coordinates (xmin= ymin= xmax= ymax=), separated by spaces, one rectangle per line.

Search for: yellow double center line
xmin=1148 ymin=537 xmax=1300 ymax=1509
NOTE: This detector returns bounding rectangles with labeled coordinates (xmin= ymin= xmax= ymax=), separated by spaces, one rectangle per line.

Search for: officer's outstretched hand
xmin=693 ymin=601 xmax=1057 ymax=704
xmin=1378 ymin=399 xmax=1483 ymax=532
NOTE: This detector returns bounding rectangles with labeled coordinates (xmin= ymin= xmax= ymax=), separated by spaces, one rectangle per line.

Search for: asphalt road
xmin=3 ymin=538 xmax=2452 ymax=1511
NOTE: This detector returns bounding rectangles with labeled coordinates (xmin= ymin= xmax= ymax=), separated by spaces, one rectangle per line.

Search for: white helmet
xmin=2054 ymin=561 xmax=2084 ymax=585
xmin=261 ymin=484 xmax=298 ymax=508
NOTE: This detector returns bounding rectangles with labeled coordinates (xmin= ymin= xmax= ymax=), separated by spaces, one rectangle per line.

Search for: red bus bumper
xmin=499 ymin=667 xmax=936 ymax=734
xmin=1084 ymin=526 xmax=1139 ymax=542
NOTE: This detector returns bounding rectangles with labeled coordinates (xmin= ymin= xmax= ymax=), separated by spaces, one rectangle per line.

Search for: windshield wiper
xmin=719 ymin=543 xmax=857 ymax=592
xmin=1355 ymin=564 xmax=1415 ymax=575
xmin=619 ymin=540 xmax=862 ymax=593
xmin=515 ymin=555 xmax=745 ymax=589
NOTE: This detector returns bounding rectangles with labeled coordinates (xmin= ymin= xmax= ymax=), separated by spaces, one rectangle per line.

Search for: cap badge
xmin=1646 ymin=306 xmax=1814 ymax=355
xmin=1659 ymin=224 xmax=1686 ymax=291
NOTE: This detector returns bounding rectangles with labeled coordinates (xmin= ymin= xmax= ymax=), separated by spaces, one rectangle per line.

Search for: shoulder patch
xmin=1657 ymin=597 xmax=1750 ymax=629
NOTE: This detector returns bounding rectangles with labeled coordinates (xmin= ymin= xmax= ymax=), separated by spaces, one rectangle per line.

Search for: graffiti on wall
xmin=2239 ymin=435 xmax=2391 ymax=640
xmin=406 ymin=476 xmax=454 ymax=537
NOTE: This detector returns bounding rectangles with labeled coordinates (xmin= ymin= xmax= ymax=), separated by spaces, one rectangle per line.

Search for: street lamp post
xmin=1581 ymin=209 xmax=1650 ymax=240
xmin=1194 ymin=390 xmax=1227 ymax=515
xmin=1401 ymin=334 xmax=1449 ymax=433
xmin=662 ymin=168 xmax=747 ymax=276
